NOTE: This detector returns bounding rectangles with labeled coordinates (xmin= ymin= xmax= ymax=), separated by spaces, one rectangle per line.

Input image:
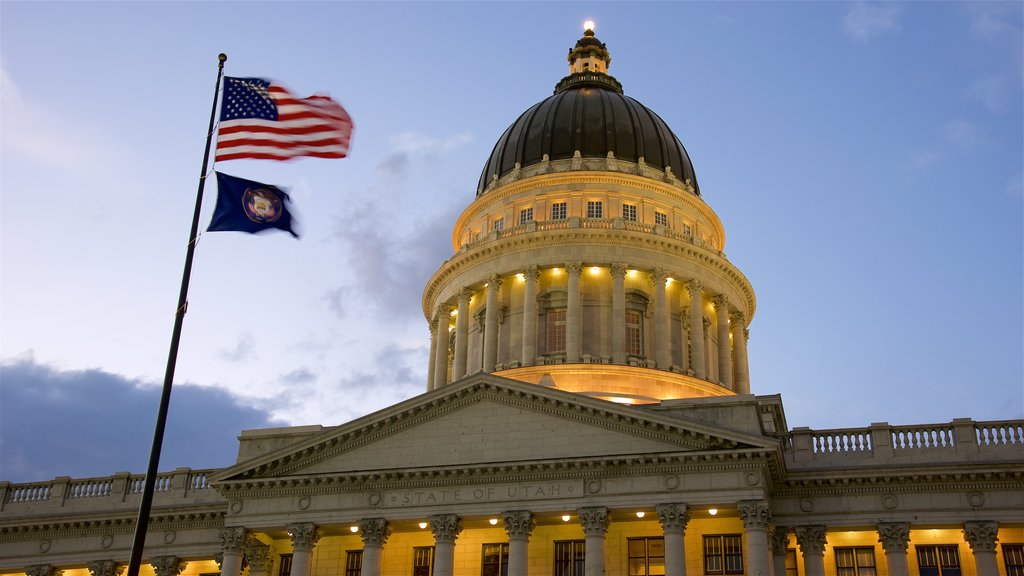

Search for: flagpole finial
xmin=219 ymin=53 xmax=227 ymax=64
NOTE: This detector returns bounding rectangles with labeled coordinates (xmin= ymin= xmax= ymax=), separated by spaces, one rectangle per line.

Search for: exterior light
xmin=562 ymin=514 xmax=571 ymax=522
xmin=350 ymin=526 xmax=359 ymax=533
xmin=450 ymin=309 xmax=457 ymax=316
xmin=419 ymin=522 xmax=428 ymax=529
xmin=708 ymin=508 xmax=718 ymax=516
xmin=489 ymin=518 xmax=499 ymax=525
xmin=590 ymin=266 xmax=600 ymax=274
xmin=636 ymin=511 xmax=646 ymax=518
xmin=627 ymin=270 xmax=638 ymax=277
xmin=584 ymin=20 xmax=595 ymax=32
xmin=516 ymin=273 xmax=525 ymax=281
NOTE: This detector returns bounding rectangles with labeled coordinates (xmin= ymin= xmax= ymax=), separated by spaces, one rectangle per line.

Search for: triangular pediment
xmin=212 ymin=374 xmax=775 ymax=485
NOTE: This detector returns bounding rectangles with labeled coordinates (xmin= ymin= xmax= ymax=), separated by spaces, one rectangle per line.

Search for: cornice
xmin=0 ymin=510 xmax=226 ymax=542
xmin=773 ymin=469 xmax=1024 ymax=497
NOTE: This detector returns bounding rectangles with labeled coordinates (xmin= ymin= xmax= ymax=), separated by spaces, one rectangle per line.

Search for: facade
xmin=2 ymin=26 xmax=1022 ymax=576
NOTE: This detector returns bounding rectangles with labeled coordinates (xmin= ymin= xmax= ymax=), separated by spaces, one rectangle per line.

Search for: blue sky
xmin=1 ymin=1 xmax=1021 ymax=484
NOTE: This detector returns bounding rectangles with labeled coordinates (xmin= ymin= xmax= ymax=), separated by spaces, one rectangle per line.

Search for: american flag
xmin=216 ymin=77 xmax=353 ymax=162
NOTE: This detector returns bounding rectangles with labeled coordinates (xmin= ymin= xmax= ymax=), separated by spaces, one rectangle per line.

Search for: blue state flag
xmin=208 ymin=172 xmax=299 ymax=238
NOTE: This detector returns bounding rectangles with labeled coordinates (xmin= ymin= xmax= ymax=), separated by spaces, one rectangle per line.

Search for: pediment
xmin=212 ymin=374 xmax=775 ymax=485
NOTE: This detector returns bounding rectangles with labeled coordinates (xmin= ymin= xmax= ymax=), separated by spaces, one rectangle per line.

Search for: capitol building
xmin=1 ymin=26 xmax=1021 ymax=576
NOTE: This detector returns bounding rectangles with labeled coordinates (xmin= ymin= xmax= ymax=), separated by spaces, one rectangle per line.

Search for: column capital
xmin=525 ymin=265 xmax=540 ymax=281
xmin=877 ymin=522 xmax=911 ymax=553
xmin=577 ymin=506 xmax=610 ymax=536
xmin=487 ymin=274 xmax=504 ymax=289
xmin=729 ymin=310 xmax=746 ymax=324
xmin=245 ymin=541 xmax=272 ymax=572
xmin=611 ymin=262 xmax=628 ymax=278
xmin=87 ymin=562 xmax=123 ymax=576
xmin=650 ymin=268 xmax=667 ymax=283
xmin=220 ymin=526 xmax=248 ymax=554
xmin=738 ymin=500 xmax=772 ymax=530
xmin=566 ymin=261 xmax=583 ymax=276
xmin=963 ymin=521 xmax=999 ymax=553
xmin=770 ymin=527 xmax=790 ymax=556
xmin=686 ymin=279 xmax=703 ymax=296
xmin=656 ymin=503 xmax=689 ymax=533
xmin=359 ymin=518 xmax=392 ymax=547
xmin=27 ymin=567 xmax=62 ymax=576
xmin=286 ymin=522 xmax=321 ymax=552
xmin=794 ymin=526 xmax=828 ymax=556
xmin=458 ymin=287 xmax=474 ymax=302
xmin=713 ymin=294 xmax=730 ymax=309
xmin=429 ymin=322 xmax=438 ymax=337
xmin=438 ymin=303 xmax=453 ymax=317
xmin=429 ymin=513 xmax=463 ymax=544
xmin=149 ymin=557 xmax=187 ymax=576
xmin=502 ymin=510 xmax=535 ymax=539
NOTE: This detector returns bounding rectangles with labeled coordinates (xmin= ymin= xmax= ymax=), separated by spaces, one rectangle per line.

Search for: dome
xmin=477 ymin=30 xmax=700 ymax=196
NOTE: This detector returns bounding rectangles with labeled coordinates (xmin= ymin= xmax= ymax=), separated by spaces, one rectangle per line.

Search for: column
xmin=286 ymin=522 xmax=321 ymax=576
xmin=739 ymin=500 xmax=772 ymax=576
xmin=503 ymin=510 xmax=535 ymax=576
xmin=714 ymin=295 xmax=732 ymax=389
xmin=963 ymin=521 xmax=1000 ymax=576
xmin=359 ymin=518 xmax=392 ymax=576
xmin=26 ymin=567 xmax=62 ymax=576
xmin=566 ymin=262 xmax=583 ymax=363
xmin=652 ymin=269 xmax=671 ymax=369
xmin=483 ymin=275 xmax=502 ymax=372
xmin=794 ymin=526 xmax=827 ymax=576
xmin=611 ymin=263 xmax=627 ymax=364
xmin=149 ymin=558 xmax=186 ymax=576
xmin=433 ymin=305 xmax=452 ymax=385
xmin=771 ymin=527 xmax=791 ymax=576
xmin=730 ymin=311 xmax=750 ymax=394
xmin=427 ymin=323 xmax=438 ymax=390
xmin=877 ymin=522 xmax=911 ymax=576
xmin=578 ymin=506 xmax=609 ymax=576
xmin=87 ymin=561 xmax=123 ymax=576
xmin=679 ymin=306 xmax=690 ymax=373
xmin=245 ymin=541 xmax=273 ymax=576
xmin=686 ymin=280 xmax=706 ymax=378
xmin=656 ymin=503 xmax=689 ymax=576
xmin=453 ymin=288 xmax=472 ymax=379
xmin=429 ymin=514 xmax=463 ymax=576
xmin=219 ymin=527 xmax=248 ymax=576
xmin=521 ymin=266 xmax=539 ymax=366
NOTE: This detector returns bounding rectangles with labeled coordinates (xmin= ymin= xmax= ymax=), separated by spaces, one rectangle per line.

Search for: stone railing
xmin=0 ymin=467 xmax=225 ymax=515
xmin=784 ymin=418 xmax=1024 ymax=469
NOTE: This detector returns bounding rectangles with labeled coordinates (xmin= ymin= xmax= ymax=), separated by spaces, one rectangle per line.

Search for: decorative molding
xmin=502 ymin=510 xmax=535 ymax=539
xmin=428 ymin=514 xmax=463 ymax=543
xmin=87 ymin=561 xmax=123 ymax=576
xmin=286 ymin=522 xmax=321 ymax=551
xmin=655 ymin=502 xmax=689 ymax=533
xmin=877 ymin=523 xmax=910 ymax=553
xmin=220 ymin=526 xmax=247 ymax=554
xmin=794 ymin=525 xmax=828 ymax=555
xmin=738 ymin=499 xmax=772 ymax=530
xmin=962 ymin=521 xmax=999 ymax=553
xmin=578 ymin=506 xmax=609 ymax=536
xmin=149 ymin=557 xmax=187 ymax=576
xmin=26 ymin=566 xmax=62 ymax=576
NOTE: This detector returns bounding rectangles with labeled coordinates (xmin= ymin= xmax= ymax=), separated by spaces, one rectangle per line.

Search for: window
xmin=413 ymin=546 xmax=435 ymax=576
xmin=344 ymin=551 xmax=363 ymax=576
xmin=655 ymin=211 xmax=668 ymax=227
xmin=629 ymin=537 xmax=665 ymax=576
xmin=1004 ymin=544 xmax=1024 ymax=576
xmin=519 ymin=207 xmax=534 ymax=225
xmin=547 ymin=309 xmax=566 ymax=354
xmin=587 ymin=201 xmax=604 ymax=218
xmin=493 ymin=217 xmax=505 ymax=232
xmin=836 ymin=548 xmax=876 ymax=576
xmin=626 ymin=310 xmax=643 ymax=356
xmin=785 ymin=550 xmax=798 ymax=576
xmin=555 ymin=540 xmax=586 ymax=576
xmin=704 ymin=535 xmax=743 ymax=575
xmin=278 ymin=555 xmax=293 ymax=576
xmin=623 ymin=204 xmax=638 ymax=221
xmin=551 ymin=202 xmax=568 ymax=220
xmin=482 ymin=543 xmax=509 ymax=576
xmin=916 ymin=545 xmax=960 ymax=576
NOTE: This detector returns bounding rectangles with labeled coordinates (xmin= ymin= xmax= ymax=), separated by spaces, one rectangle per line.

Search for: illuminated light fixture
xmin=450 ymin=309 xmax=458 ymax=316
xmin=562 ymin=514 xmax=571 ymax=522
xmin=627 ymin=270 xmax=638 ymax=277
xmin=666 ymin=277 xmax=674 ymax=285
xmin=489 ymin=518 xmax=499 ymax=525
xmin=419 ymin=522 xmax=428 ymax=529
xmin=636 ymin=511 xmax=646 ymax=518
xmin=584 ymin=20 xmax=595 ymax=32
xmin=590 ymin=266 xmax=601 ymax=274
xmin=708 ymin=508 xmax=718 ymax=516
xmin=516 ymin=273 xmax=525 ymax=281
xmin=350 ymin=526 xmax=359 ymax=533
xmin=552 ymin=267 xmax=561 ymax=274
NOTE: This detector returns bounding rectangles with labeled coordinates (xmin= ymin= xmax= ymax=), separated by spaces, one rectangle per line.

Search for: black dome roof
xmin=477 ymin=36 xmax=700 ymax=196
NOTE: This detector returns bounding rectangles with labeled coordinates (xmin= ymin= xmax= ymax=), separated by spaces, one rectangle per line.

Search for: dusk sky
xmin=1 ymin=2 xmax=1021 ymax=484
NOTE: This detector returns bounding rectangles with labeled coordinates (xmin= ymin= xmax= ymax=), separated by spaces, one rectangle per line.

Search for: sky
xmin=1 ymin=1 xmax=1021 ymax=484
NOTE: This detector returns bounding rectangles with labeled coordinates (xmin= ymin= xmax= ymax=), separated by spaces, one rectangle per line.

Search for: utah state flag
xmin=208 ymin=172 xmax=299 ymax=238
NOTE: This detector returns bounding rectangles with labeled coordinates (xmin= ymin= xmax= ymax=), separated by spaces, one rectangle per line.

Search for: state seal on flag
xmin=243 ymin=187 xmax=283 ymax=224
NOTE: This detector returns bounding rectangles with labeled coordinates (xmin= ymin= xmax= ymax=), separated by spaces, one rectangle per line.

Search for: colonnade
xmin=427 ymin=263 xmax=751 ymax=393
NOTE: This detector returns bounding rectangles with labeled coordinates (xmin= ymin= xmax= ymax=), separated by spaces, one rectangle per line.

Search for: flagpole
xmin=126 ymin=52 xmax=227 ymax=576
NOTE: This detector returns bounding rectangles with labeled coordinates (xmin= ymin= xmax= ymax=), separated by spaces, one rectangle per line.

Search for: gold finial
xmin=583 ymin=20 xmax=595 ymax=34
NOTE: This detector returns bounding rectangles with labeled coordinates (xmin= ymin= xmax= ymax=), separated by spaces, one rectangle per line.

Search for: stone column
xmin=739 ymin=500 xmax=772 ymax=576
xmin=656 ymin=503 xmax=689 ymax=576
xmin=433 ymin=305 xmax=452 ymax=385
xmin=611 ymin=263 xmax=627 ymax=364
xmin=149 ymin=558 xmax=186 ymax=576
xmin=794 ymin=526 xmax=827 ymax=576
xmin=503 ymin=510 xmax=535 ymax=576
xmin=771 ymin=527 xmax=791 ymax=576
xmin=877 ymin=523 xmax=911 ymax=576
xmin=427 ymin=323 xmax=438 ymax=390
xmin=453 ymin=288 xmax=472 ymax=380
xmin=87 ymin=561 xmax=123 ymax=576
xmin=245 ymin=541 xmax=273 ymax=576
xmin=730 ymin=311 xmax=750 ymax=394
xmin=652 ymin=269 xmax=671 ymax=369
xmin=219 ymin=527 xmax=248 ymax=576
xmin=578 ymin=506 xmax=609 ymax=576
xmin=26 ymin=566 xmax=62 ymax=576
xmin=429 ymin=514 xmax=463 ymax=576
xmin=714 ymin=295 xmax=732 ymax=389
xmin=963 ymin=521 xmax=1000 ymax=576
xmin=286 ymin=522 xmax=321 ymax=576
xmin=686 ymin=280 xmax=706 ymax=378
xmin=566 ymin=262 xmax=583 ymax=363
xmin=521 ymin=266 xmax=539 ymax=366
xmin=359 ymin=518 xmax=392 ymax=576
xmin=483 ymin=275 xmax=502 ymax=372
xmin=679 ymin=306 xmax=690 ymax=373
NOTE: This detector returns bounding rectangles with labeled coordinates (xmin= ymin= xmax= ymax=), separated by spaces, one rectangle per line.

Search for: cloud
xmin=965 ymin=77 xmax=1009 ymax=112
xmin=965 ymin=2 xmax=1023 ymax=41
xmin=0 ymin=358 xmax=282 ymax=483
xmin=220 ymin=331 xmax=257 ymax=362
xmin=843 ymin=2 xmax=901 ymax=41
